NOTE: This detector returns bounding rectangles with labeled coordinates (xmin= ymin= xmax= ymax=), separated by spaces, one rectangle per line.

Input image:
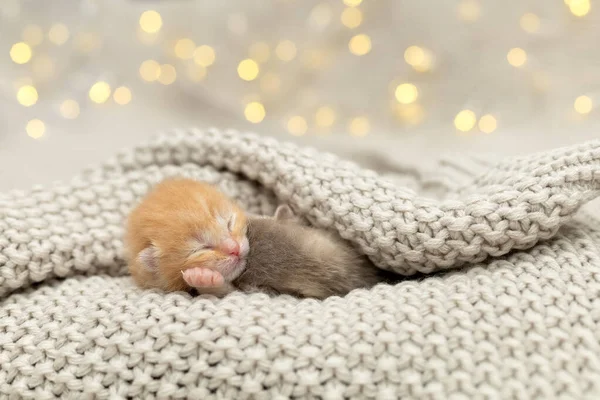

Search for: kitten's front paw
xmin=182 ymin=267 xmax=224 ymax=288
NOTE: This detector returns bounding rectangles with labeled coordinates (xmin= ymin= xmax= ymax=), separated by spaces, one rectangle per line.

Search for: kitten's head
xmin=130 ymin=179 xmax=250 ymax=291
xmin=181 ymin=206 xmax=250 ymax=281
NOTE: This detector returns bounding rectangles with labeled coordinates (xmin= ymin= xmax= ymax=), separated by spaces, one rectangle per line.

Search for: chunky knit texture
xmin=1 ymin=129 xmax=600 ymax=399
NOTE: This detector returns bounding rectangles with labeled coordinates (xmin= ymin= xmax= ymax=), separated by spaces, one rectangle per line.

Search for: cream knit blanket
xmin=1 ymin=129 xmax=600 ymax=399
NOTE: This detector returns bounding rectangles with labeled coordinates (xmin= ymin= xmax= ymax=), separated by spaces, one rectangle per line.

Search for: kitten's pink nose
xmin=222 ymin=238 xmax=240 ymax=257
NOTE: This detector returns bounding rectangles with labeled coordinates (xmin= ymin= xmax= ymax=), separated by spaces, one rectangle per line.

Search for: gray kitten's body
xmin=232 ymin=206 xmax=396 ymax=299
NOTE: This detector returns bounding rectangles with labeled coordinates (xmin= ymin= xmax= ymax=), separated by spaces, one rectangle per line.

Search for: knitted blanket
xmin=1 ymin=129 xmax=600 ymax=399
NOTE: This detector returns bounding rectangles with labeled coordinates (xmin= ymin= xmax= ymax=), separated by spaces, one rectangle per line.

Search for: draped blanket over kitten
xmin=1 ymin=129 xmax=600 ymax=399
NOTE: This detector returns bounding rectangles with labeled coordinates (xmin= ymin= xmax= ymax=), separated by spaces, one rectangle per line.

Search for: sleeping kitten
xmin=125 ymin=178 xmax=249 ymax=294
xmin=126 ymin=178 xmax=396 ymax=298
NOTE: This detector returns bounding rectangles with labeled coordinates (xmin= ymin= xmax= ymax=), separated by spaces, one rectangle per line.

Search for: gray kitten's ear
xmin=138 ymin=246 xmax=159 ymax=271
xmin=274 ymin=205 xmax=296 ymax=221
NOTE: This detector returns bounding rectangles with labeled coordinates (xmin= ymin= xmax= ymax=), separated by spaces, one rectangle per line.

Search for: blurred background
xmin=0 ymin=0 xmax=599 ymax=191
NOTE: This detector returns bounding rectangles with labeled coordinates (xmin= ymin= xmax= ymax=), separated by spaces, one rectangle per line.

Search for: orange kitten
xmin=125 ymin=178 xmax=249 ymax=294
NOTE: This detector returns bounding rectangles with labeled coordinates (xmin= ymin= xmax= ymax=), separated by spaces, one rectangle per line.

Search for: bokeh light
xmin=194 ymin=45 xmax=216 ymax=67
xmin=174 ymin=38 xmax=196 ymax=60
xmin=275 ymin=40 xmax=297 ymax=62
xmin=341 ymin=7 xmax=363 ymax=29
xmin=395 ymin=83 xmax=419 ymax=104
xmin=349 ymin=34 xmax=371 ymax=56
xmin=244 ymin=102 xmax=266 ymax=123
xmin=89 ymin=81 xmax=111 ymax=104
xmin=60 ymin=99 xmax=80 ymax=119
xmin=17 ymin=85 xmax=38 ymax=107
xmin=574 ymin=95 xmax=593 ymax=114
xmin=343 ymin=0 xmax=362 ymax=7
xmin=158 ymin=64 xmax=177 ymax=85
xmin=48 ymin=23 xmax=70 ymax=45
xmin=349 ymin=117 xmax=370 ymax=136
xmin=458 ymin=0 xmax=481 ymax=22
xmin=315 ymin=106 xmax=336 ymax=128
xmin=26 ymin=119 xmax=45 ymax=139
xmin=478 ymin=114 xmax=497 ymax=133
xmin=113 ymin=87 xmax=132 ymax=105
xmin=309 ymin=3 xmax=332 ymax=30
xmin=507 ymin=48 xmax=527 ymax=67
xmin=287 ymin=116 xmax=308 ymax=135
xmin=140 ymin=60 xmax=161 ymax=82
xmin=238 ymin=59 xmax=260 ymax=81
xmin=139 ymin=10 xmax=162 ymax=33
xmin=569 ymin=0 xmax=591 ymax=17
xmin=10 ymin=42 xmax=32 ymax=64
xmin=454 ymin=110 xmax=477 ymax=132
xmin=520 ymin=13 xmax=540 ymax=33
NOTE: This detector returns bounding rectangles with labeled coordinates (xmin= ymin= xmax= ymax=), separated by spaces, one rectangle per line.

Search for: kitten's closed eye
xmin=227 ymin=214 xmax=236 ymax=231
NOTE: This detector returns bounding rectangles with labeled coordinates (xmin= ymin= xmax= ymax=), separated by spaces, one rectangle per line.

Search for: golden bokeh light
xmin=158 ymin=64 xmax=177 ymax=85
xmin=16 ymin=85 xmax=38 ymax=107
xmin=139 ymin=10 xmax=162 ymax=33
xmin=454 ymin=110 xmax=477 ymax=132
xmin=574 ymin=95 xmax=593 ymax=114
xmin=188 ymin=65 xmax=207 ymax=82
xmin=520 ymin=13 xmax=540 ymax=33
xmin=260 ymin=72 xmax=281 ymax=94
xmin=395 ymin=83 xmax=419 ymax=104
xmin=60 ymin=99 xmax=80 ymax=119
xmin=348 ymin=34 xmax=371 ymax=56
xmin=89 ymin=81 xmax=111 ymax=104
xmin=114 ymin=86 xmax=132 ymax=105
xmin=238 ymin=59 xmax=260 ymax=81
xmin=26 ymin=119 xmax=45 ymax=139
xmin=287 ymin=116 xmax=308 ymax=136
xmin=32 ymin=55 xmax=55 ymax=81
xmin=478 ymin=114 xmax=497 ymax=133
xmin=48 ymin=23 xmax=70 ymax=45
xmin=341 ymin=7 xmax=363 ymax=28
xmin=404 ymin=46 xmax=434 ymax=72
xmin=244 ymin=102 xmax=266 ymax=123
xmin=23 ymin=25 xmax=43 ymax=46
xmin=507 ymin=48 xmax=527 ymax=67
xmin=458 ymin=0 xmax=481 ymax=22
xmin=395 ymin=104 xmax=425 ymax=125
xmin=275 ymin=40 xmax=297 ymax=62
xmin=315 ymin=106 xmax=336 ymax=128
xmin=569 ymin=0 xmax=591 ymax=17
xmin=249 ymin=42 xmax=270 ymax=63
xmin=194 ymin=45 xmax=216 ymax=67
xmin=10 ymin=42 xmax=32 ymax=64
xmin=349 ymin=117 xmax=370 ymax=136
xmin=139 ymin=60 xmax=161 ymax=82
xmin=174 ymin=38 xmax=196 ymax=60
xmin=343 ymin=0 xmax=362 ymax=7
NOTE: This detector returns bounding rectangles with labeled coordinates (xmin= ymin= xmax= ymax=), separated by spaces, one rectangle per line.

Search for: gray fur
xmin=232 ymin=205 xmax=398 ymax=299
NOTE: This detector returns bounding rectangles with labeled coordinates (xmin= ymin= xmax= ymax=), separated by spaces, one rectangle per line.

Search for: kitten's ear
xmin=274 ymin=205 xmax=295 ymax=221
xmin=138 ymin=246 xmax=159 ymax=271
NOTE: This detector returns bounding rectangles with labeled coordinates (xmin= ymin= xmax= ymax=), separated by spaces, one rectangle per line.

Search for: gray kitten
xmin=231 ymin=205 xmax=398 ymax=299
